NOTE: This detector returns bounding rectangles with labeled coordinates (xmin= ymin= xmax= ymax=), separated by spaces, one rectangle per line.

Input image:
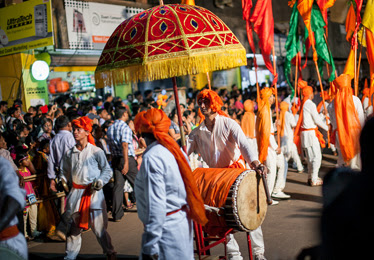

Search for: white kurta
xmin=328 ymin=95 xmax=364 ymax=170
xmin=60 ymin=143 xmax=113 ymax=215
xmin=135 ymin=141 xmax=193 ymax=260
xmin=0 ymin=157 xmax=27 ymax=260
xmin=187 ymin=115 xmax=258 ymax=167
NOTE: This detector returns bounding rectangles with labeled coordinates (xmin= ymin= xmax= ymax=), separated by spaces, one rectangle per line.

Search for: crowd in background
xmin=0 ymin=77 xmax=370 ymax=242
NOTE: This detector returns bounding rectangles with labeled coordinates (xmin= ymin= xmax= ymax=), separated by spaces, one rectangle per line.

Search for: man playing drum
xmin=188 ymin=89 xmax=268 ymax=260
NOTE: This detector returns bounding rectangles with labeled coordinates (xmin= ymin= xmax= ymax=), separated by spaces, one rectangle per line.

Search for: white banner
xmin=65 ymin=0 xmax=143 ymax=50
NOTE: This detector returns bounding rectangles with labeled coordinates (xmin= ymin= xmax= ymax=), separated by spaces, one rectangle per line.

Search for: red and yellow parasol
xmin=95 ymin=3 xmax=247 ymax=150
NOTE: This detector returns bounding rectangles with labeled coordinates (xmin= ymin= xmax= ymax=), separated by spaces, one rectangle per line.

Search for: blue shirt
xmin=107 ymin=119 xmax=135 ymax=157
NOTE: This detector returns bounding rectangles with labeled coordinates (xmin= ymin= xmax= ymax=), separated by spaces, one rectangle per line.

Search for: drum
xmin=194 ymin=168 xmax=267 ymax=232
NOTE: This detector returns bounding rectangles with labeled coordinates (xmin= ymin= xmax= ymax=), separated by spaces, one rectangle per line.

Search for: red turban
xmin=72 ymin=116 xmax=96 ymax=146
xmin=134 ymin=108 xmax=208 ymax=226
xmin=196 ymin=89 xmax=228 ymax=124
xmin=40 ymin=105 xmax=48 ymax=114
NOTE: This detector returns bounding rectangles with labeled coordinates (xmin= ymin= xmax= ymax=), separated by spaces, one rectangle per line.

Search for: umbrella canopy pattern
xmin=95 ymin=4 xmax=246 ymax=87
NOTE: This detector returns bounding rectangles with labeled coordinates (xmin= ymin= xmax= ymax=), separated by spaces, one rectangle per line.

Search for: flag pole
xmin=294 ymin=52 xmax=299 ymax=105
xmin=354 ymin=22 xmax=358 ymax=96
xmin=272 ymin=47 xmax=280 ymax=147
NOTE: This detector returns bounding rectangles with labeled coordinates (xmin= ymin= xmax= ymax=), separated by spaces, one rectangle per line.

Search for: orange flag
xmin=343 ymin=48 xmax=355 ymax=79
xmin=367 ymin=28 xmax=374 ymax=107
xmin=297 ymin=0 xmax=318 ymax=61
xmin=345 ymin=4 xmax=356 ymax=42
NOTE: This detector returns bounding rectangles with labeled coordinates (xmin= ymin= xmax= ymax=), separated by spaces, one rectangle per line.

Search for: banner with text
xmin=0 ymin=0 xmax=53 ymax=57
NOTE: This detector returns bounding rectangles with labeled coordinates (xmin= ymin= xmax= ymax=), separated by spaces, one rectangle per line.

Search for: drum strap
xmin=166 ymin=205 xmax=187 ymax=216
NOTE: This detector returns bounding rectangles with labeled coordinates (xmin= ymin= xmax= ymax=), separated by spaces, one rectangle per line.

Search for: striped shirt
xmin=107 ymin=119 xmax=135 ymax=157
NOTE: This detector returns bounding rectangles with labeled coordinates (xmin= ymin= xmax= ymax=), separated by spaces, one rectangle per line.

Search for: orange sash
xmin=301 ymin=127 xmax=326 ymax=148
xmin=73 ymin=182 xmax=92 ymax=230
xmin=0 ymin=225 xmax=19 ymax=241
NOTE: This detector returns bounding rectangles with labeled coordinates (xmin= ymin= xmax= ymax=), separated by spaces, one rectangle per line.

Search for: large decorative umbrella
xmin=95 ymin=3 xmax=247 ymax=148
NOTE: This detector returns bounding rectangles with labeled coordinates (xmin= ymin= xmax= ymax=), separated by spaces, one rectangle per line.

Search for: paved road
xmin=28 ymin=154 xmax=337 ymax=260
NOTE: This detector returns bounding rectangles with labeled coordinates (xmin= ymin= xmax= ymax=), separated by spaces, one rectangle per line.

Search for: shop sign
xmin=65 ymin=0 xmax=143 ymax=50
xmin=0 ymin=0 xmax=53 ymax=57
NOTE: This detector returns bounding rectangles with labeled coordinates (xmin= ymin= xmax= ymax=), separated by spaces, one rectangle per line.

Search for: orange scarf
xmin=279 ymin=101 xmax=289 ymax=137
xmin=294 ymin=80 xmax=325 ymax=152
xmin=73 ymin=182 xmax=92 ymax=230
xmin=241 ymin=100 xmax=256 ymax=138
xmin=333 ymin=74 xmax=361 ymax=163
xmin=197 ymin=89 xmax=228 ymax=125
xmin=72 ymin=116 xmax=96 ymax=146
xmin=134 ymin=108 xmax=207 ymax=225
xmin=256 ymin=88 xmax=273 ymax=163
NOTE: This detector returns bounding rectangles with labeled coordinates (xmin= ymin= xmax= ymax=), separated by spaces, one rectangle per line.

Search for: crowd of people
xmin=0 ymin=74 xmax=373 ymax=260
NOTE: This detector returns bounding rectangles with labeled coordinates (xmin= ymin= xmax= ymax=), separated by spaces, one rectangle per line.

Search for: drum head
xmin=234 ymin=170 xmax=267 ymax=231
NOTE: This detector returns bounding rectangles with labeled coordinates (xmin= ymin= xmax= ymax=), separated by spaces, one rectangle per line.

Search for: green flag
xmin=284 ymin=3 xmax=300 ymax=96
xmin=310 ymin=3 xmax=336 ymax=82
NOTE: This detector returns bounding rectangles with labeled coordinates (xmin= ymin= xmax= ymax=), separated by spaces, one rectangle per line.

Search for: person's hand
xmin=92 ymin=179 xmax=103 ymax=191
xmin=18 ymin=175 xmax=25 ymax=188
xmin=251 ymin=160 xmax=267 ymax=178
xmin=121 ymin=163 xmax=129 ymax=175
xmin=50 ymin=179 xmax=57 ymax=192
xmin=276 ymin=147 xmax=281 ymax=154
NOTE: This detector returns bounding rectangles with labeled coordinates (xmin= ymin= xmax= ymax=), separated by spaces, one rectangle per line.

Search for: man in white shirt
xmin=0 ymin=157 xmax=27 ymax=260
xmin=294 ymin=81 xmax=328 ymax=186
xmin=60 ymin=116 xmax=115 ymax=260
xmin=188 ymin=89 xmax=267 ymax=260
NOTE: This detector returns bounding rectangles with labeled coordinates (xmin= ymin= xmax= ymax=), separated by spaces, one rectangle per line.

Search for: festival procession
xmin=0 ymin=0 xmax=373 ymax=259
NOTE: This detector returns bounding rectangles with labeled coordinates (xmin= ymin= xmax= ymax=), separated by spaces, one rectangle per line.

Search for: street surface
xmin=28 ymin=154 xmax=337 ymax=260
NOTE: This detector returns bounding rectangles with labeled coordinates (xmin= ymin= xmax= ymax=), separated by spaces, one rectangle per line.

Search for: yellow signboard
xmin=0 ymin=0 xmax=53 ymax=57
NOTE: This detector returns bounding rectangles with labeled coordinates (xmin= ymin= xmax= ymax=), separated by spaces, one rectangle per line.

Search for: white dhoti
xmin=65 ymin=210 xmax=115 ymax=260
xmin=302 ymin=140 xmax=322 ymax=182
xmin=265 ymin=149 xmax=277 ymax=195
xmin=273 ymin=152 xmax=286 ymax=194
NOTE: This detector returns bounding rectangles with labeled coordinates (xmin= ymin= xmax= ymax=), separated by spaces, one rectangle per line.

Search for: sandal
xmin=308 ymin=178 xmax=323 ymax=187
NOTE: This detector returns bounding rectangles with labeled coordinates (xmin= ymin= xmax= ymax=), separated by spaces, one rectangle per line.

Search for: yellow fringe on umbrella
xmin=95 ymin=46 xmax=247 ymax=88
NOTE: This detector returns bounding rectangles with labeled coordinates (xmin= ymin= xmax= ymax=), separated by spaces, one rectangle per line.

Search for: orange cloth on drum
xmin=196 ymin=89 xmax=228 ymax=125
xmin=73 ymin=182 xmax=93 ymax=230
xmin=317 ymin=91 xmax=330 ymax=113
xmin=71 ymin=116 xmax=96 ymax=146
xmin=134 ymin=108 xmax=207 ymax=225
xmin=193 ymin=166 xmax=244 ymax=236
xmin=241 ymin=100 xmax=256 ymax=139
xmin=279 ymin=101 xmax=289 ymax=137
xmin=255 ymin=88 xmax=273 ymax=163
xmin=333 ymin=74 xmax=361 ymax=163
xmin=294 ymin=80 xmax=325 ymax=153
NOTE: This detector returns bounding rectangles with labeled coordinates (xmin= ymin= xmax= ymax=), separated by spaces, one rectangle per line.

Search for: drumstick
xmin=261 ymin=174 xmax=273 ymax=205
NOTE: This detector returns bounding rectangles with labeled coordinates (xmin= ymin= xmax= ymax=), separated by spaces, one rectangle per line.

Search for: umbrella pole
xmin=172 ymin=77 xmax=187 ymax=153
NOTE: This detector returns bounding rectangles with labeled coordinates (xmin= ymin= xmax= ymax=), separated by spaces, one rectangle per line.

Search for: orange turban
xmin=255 ymin=88 xmax=273 ymax=163
xmin=72 ymin=116 xmax=96 ymax=146
xmin=362 ymin=87 xmax=370 ymax=104
xmin=333 ymin=74 xmax=361 ymax=163
xmin=279 ymin=101 xmax=289 ymax=137
xmin=197 ymin=89 xmax=228 ymax=124
xmin=241 ymin=100 xmax=256 ymax=138
xmin=134 ymin=108 xmax=208 ymax=225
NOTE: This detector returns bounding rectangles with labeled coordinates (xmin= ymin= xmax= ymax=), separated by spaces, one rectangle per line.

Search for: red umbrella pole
xmin=172 ymin=77 xmax=187 ymax=153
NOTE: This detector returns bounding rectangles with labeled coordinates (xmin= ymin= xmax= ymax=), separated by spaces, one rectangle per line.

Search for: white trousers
xmin=336 ymin=133 xmax=361 ymax=170
xmin=0 ymin=232 xmax=28 ymax=260
xmin=64 ymin=210 xmax=115 ymax=260
xmin=302 ymin=141 xmax=322 ymax=182
xmin=265 ymin=149 xmax=277 ymax=195
xmin=226 ymin=226 xmax=265 ymax=259
xmin=273 ymin=153 xmax=286 ymax=194
xmin=23 ymin=204 xmax=38 ymax=237
xmin=282 ymin=142 xmax=304 ymax=172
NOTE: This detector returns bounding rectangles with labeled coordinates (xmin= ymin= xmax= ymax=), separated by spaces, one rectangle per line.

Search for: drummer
xmin=187 ymin=89 xmax=268 ymax=260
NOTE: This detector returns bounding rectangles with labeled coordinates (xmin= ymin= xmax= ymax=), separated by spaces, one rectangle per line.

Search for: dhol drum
xmin=193 ymin=168 xmax=267 ymax=232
